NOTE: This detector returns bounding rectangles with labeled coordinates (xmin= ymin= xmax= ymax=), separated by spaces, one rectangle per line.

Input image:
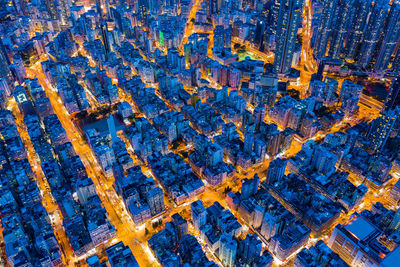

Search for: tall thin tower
xmin=328 ymin=0 xmax=355 ymax=59
xmin=273 ymin=0 xmax=304 ymax=74
xmin=344 ymin=0 xmax=373 ymax=61
xmin=314 ymin=0 xmax=338 ymax=59
xmin=375 ymin=2 xmax=400 ymax=72
xmin=358 ymin=0 xmax=389 ymax=69
xmin=382 ymin=74 xmax=400 ymax=112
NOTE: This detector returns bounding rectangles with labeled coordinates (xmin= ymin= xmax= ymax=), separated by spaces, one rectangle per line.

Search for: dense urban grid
xmin=0 ymin=0 xmax=400 ymax=266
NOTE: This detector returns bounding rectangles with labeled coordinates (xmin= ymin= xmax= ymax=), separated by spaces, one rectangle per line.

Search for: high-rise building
xmin=324 ymin=77 xmax=339 ymax=104
xmin=224 ymin=26 xmax=233 ymax=49
xmin=389 ymin=209 xmax=400 ymax=231
xmin=101 ymin=23 xmax=111 ymax=54
xmin=207 ymin=0 xmax=222 ymax=18
xmin=241 ymin=174 xmax=259 ymax=200
xmin=254 ymin=17 xmax=266 ymax=49
xmin=13 ymin=85 xmax=34 ymax=115
xmin=219 ymin=234 xmax=237 ymax=267
xmin=309 ymin=77 xmax=338 ymax=104
xmin=300 ymin=113 xmax=317 ymax=139
xmin=260 ymin=212 xmax=277 ymax=240
xmin=280 ymin=127 xmax=295 ymax=152
xmin=45 ymin=0 xmax=58 ymax=19
xmin=243 ymin=130 xmax=254 ymax=154
xmin=344 ymin=0 xmax=373 ymax=61
xmin=138 ymin=0 xmax=149 ymax=26
xmin=107 ymin=115 xmax=118 ymax=143
xmin=214 ymin=25 xmax=232 ymax=51
xmin=273 ymin=0 xmax=304 ymax=74
xmin=267 ymin=130 xmax=281 ymax=156
xmin=0 ymin=44 xmax=13 ymax=87
xmin=191 ymin=200 xmax=207 ymax=231
xmin=368 ymin=108 xmax=399 ymax=152
xmin=393 ymin=49 xmax=400 ymax=74
xmin=252 ymin=106 xmax=265 ymax=129
xmin=95 ymin=0 xmax=103 ymax=17
xmin=237 ymin=233 xmax=262 ymax=264
xmin=312 ymin=60 xmax=325 ymax=81
xmin=104 ymin=0 xmax=111 ymax=18
xmin=389 ymin=180 xmax=400 ymax=206
xmin=163 ymin=0 xmax=178 ymax=14
xmin=296 ymin=240 xmax=348 ymax=267
xmin=382 ymin=75 xmax=400 ymax=112
xmin=375 ymin=3 xmax=400 ymax=72
xmin=214 ymin=25 xmax=224 ymax=51
xmin=11 ymin=53 xmax=26 ymax=84
xmin=266 ymin=157 xmax=287 ymax=184
xmin=312 ymin=146 xmax=338 ymax=177
xmin=171 ymin=213 xmax=188 ymax=238
xmin=339 ymin=79 xmax=363 ymax=101
xmin=105 ymin=242 xmax=139 ymax=267
xmin=328 ymin=0 xmax=354 ymax=59
xmin=287 ymin=108 xmax=302 ymax=131
xmin=328 ymin=210 xmax=400 ymax=266
xmin=59 ymin=0 xmax=71 ymax=26
xmin=314 ymin=0 xmax=338 ymax=59
xmin=12 ymin=0 xmax=27 ymax=15
xmin=358 ymin=0 xmax=389 ymax=69
xmin=341 ymin=96 xmax=359 ymax=116
xmin=309 ymin=79 xmax=325 ymax=99
xmin=146 ymin=187 xmax=165 ymax=216
xmin=270 ymin=0 xmax=281 ymax=34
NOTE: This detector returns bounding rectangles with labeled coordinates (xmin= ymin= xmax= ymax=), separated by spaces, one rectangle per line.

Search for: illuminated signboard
xmin=16 ymin=92 xmax=28 ymax=104
xmin=160 ymin=31 xmax=164 ymax=47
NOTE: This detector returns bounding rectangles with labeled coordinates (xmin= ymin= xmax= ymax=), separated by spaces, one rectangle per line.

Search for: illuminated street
xmin=1 ymin=0 xmax=400 ymax=266
xmin=7 ymin=99 xmax=75 ymax=266
xmin=25 ymin=65 xmax=158 ymax=266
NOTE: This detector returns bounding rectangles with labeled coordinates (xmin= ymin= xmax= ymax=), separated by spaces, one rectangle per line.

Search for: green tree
xmin=171 ymin=141 xmax=180 ymax=150
xmin=224 ymin=186 xmax=231 ymax=194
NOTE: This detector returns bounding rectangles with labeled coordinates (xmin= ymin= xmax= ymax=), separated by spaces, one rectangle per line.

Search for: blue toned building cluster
xmin=114 ymin=165 xmax=165 ymax=225
xmin=181 ymin=102 xmax=224 ymax=136
xmin=312 ymin=0 xmax=400 ymax=73
xmin=3 ymin=0 xmax=400 ymax=265
xmin=148 ymin=152 xmax=205 ymax=205
xmin=9 ymin=82 xmax=116 ymax=259
xmin=123 ymin=117 xmax=169 ymax=161
xmin=329 ymin=203 xmax=400 ymax=266
xmin=295 ymin=240 xmax=348 ymax=267
xmin=0 ymin=113 xmax=62 ymax=266
xmin=87 ymin=241 xmax=139 ymax=267
xmin=105 ymin=241 xmax=139 ymax=267
xmin=227 ymin=177 xmax=310 ymax=262
xmin=191 ymin=200 xmax=273 ymax=266
xmin=267 ymin=171 xmax=343 ymax=236
xmin=188 ymin=134 xmax=235 ymax=186
xmin=152 ymin=110 xmax=197 ymax=144
xmin=288 ymin=140 xmax=368 ymax=212
xmin=149 ymin=213 xmax=216 ymax=267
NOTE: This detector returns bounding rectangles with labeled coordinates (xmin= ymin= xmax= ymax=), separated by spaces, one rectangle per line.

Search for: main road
xmin=300 ymin=0 xmax=317 ymax=74
xmin=8 ymin=98 xmax=75 ymax=265
xmin=26 ymin=63 xmax=158 ymax=267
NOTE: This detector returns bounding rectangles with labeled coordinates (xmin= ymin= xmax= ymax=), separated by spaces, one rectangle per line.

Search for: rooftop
xmin=344 ymin=215 xmax=376 ymax=241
